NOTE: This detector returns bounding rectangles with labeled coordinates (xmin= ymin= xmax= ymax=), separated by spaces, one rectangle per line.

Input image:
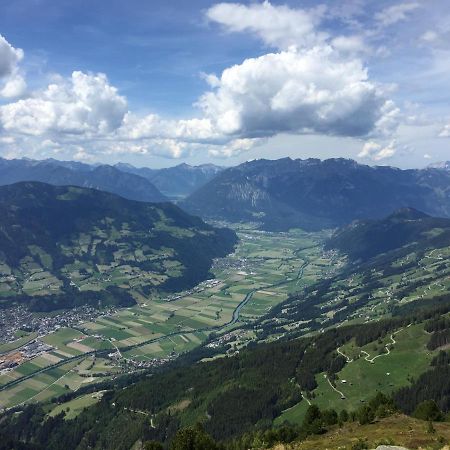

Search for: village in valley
xmin=0 ymin=227 xmax=339 ymax=410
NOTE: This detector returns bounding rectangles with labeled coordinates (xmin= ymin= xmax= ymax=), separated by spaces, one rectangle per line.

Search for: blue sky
xmin=0 ymin=0 xmax=449 ymax=168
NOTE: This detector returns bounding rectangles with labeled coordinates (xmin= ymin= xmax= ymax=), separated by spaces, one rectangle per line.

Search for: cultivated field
xmin=0 ymin=227 xmax=336 ymax=409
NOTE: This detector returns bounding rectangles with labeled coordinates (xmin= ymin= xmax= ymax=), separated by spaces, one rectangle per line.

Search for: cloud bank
xmin=0 ymin=2 xmax=409 ymax=161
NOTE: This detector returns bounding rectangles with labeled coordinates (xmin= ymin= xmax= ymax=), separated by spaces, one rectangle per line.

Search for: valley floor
xmin=2 ymin=221 xmax=450 ymax=434
xmin=0 ymin=226 xmax=337 ymax=410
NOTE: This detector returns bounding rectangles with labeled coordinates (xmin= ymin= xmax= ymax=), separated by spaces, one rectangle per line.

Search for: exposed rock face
xmin=373 ymin=446 xmax=409 ymax=450
xmin=182 ymin=157 xmax=450 ymax=231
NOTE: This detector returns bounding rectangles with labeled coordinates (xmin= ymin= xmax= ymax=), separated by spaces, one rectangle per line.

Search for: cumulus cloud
xmin=120 ymin=113 xmax=218 ymax=142
xmin=358 ymin=140 xmax=397 ymax=161
xmin=208 ymin=138 xmax=261 ymax=158
xmin=0 ymin=34 xmax=23 ymax=79
xmin=331 ymin=35 xmax=368 ymax=55
xmin=199 ymin=47 xmax=398 ymax=139
xmin=439 ymin=123 xmax=450 ymax=137
xmin=0 ymin=73 xmax=26 ymax=98
xmin=202 ymin=2 xmax=400 ymax=142
xmin=375 ymin=2 xmax=420 ymax=28
xmin=0 ymin=71 xmax=127 ymax=136
xmin=206 ymin=1 xmax=326 ymax=50
xmin=0 ymin=35 xmax=26 ymax=99
xmin=72 ymin=147 xmax=95 ymax=162
xmin=0 ymin=136 xmax=15 ymax=145
xmin=0 ymin=2 xmax=404 ymax=161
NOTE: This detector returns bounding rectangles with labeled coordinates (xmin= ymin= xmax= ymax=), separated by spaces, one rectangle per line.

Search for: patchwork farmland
xmin=0 ymin=227 xmax=339 ymax=409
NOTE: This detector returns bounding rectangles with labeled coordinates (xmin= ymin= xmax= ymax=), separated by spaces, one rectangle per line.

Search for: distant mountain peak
xmin=114 ymin=162 xmax=224 ymax=198
xmin=388 ymin=207 xmax=430 ymax=221
xmin=182 ymin=157 xmax=450 ymax=231
xmin=326 ymin=208 xmax=449 ymax=261
xmin=0 ymin=157 xmax=167 ymax=203
xmin=428 ymin=161 xmax=450 ymax=170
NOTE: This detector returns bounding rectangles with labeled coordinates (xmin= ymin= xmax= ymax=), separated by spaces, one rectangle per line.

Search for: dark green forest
xmin=1 ymin=294 xmax=449 ymax=450
xmin=0 ymin=182 xmax=237 ymax=310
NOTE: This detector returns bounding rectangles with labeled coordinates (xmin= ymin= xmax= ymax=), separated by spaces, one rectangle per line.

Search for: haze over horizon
xmin=1 ymin=0 xmax=450 ymax=169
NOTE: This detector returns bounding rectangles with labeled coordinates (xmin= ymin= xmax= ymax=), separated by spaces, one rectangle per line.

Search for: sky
xmin=0 ymin=0 xmax=449 ymax=169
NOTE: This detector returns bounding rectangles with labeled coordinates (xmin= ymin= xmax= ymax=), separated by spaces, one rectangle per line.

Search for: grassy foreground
xmin=272 ymin=415 xmax=450 ymax=450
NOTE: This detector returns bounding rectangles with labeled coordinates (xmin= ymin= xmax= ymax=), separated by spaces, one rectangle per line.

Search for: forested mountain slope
xmin=325 ymin=207 xmax=450 ymax=261
xmin=182 ymin=158 xmax=450 ymax=231
xmin=0 ymin=298 xmax=449 ymax=449
xmin=0 ymin=182 xmax=237 ymax=310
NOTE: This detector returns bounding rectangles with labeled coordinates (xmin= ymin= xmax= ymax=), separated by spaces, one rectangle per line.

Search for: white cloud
xmin=375 ymin=2 xmax=420 ymax=28
xmin=0 ymin=73 xmax=26 ymax=98
xmin=109 ymin=139 xmax=189 ymax=159
xmin=439 ymin=123 xmax=450 ymax=137
xmin=198 ymin=47 xmax=398 ymax=139
xmin=72 ymin=147 xmax=95 ymax=162
xmin=421 ymin=30 xmax=439 ymax=43
xmin=206 ymin=1 xmax=326 ymax=50
xmin=0 ymin=35 xmax=26 ymax=99
xmin=208 ymin=138 xmax=261 ymax=158
xmin=120 ymin=113 xmax=218 ymax=142
xmin=0 ymin=34 xmax=23 ymax=79
xmin=0 ymin=136 xmax=15 ymax=145
xmin=0 ymin=4 xmax=406 ymax=161
xmin=358 ymin=140 xmax=397 ymax=161
xmin=0 ymin=71 xmax=127 ymax=136
xmin=331 ymin=35 xmax=368 ymax=55
xmin=202 ymin=2 xmax=400 ymax=142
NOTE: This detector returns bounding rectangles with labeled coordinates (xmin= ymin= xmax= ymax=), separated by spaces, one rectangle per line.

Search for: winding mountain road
xmin=337 ymin=346 xmax=353 ymax=363
xmin=324 ymin=373 xmax=345 ymax=399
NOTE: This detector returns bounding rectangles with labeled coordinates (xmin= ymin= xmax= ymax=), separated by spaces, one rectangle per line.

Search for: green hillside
xmin=1 ymin=211 xmax=450 ymax=449
xmin=325 ymin=207 xmax=450 ymax=261
xmin=1 ymin=299 xmax=449 ymax=449
xmin=255 ymin=209 xmax=450 ymax=341
xmin=0 ymin=182 xmax=237 ymax=311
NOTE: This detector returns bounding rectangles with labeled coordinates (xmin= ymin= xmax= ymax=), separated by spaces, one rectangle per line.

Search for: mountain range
xmin=5 ymin=156 xmax=450 ymax=233
xmin=115 ymin=162 xmax=223 ymax=199
xmin=0 ymin=157 xmax=167 ymax=203
xmin=182 ymin=158 xmax=450 ymax=230
xmin=0 ymin=157 xmax=223 ymax=203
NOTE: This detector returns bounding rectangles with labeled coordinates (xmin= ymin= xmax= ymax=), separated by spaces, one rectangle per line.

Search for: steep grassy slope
xmin=0 ymin=182 xmax=237 ymax=310
xmin=280 ymin=415 xmax=450 ymax=450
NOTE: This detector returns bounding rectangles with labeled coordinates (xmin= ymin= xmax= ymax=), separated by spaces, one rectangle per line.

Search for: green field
xmin=276 ymin=323 xmax=435 ymax=425
xmin=48 ymin=392 xmax=103 ymax=420
xmin=2 ymin=223 xmax=450 ymax=430
xmin=0 ymin=227 xmax=336 ymax=409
